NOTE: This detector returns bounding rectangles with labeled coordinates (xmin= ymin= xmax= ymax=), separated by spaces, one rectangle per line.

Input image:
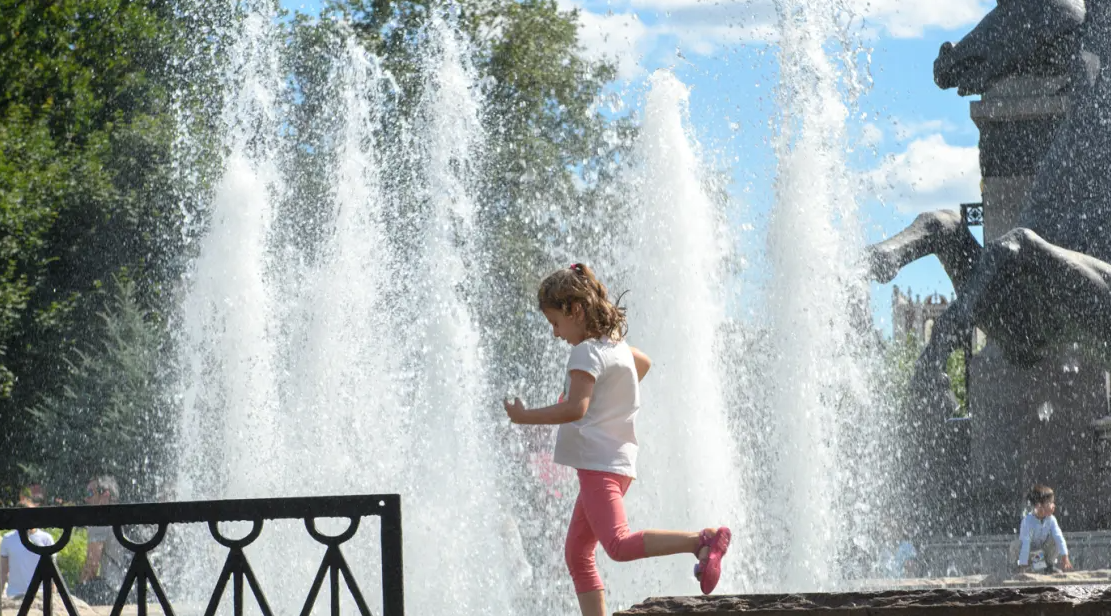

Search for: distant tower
xmin=891 ymin=286 xmax=950 ymax=344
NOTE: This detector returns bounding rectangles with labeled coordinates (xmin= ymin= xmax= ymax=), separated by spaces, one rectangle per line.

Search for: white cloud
xmin=861 ymin=122 xmax=884 ymax=148
xmin=851 ymin=0 xmax=992 ymax=38
xmin=890 ymin=117 xmax=958 ymax=141
xmin=867 ymin=134 xmax=980 ymax=213
xmin=566 ymin=0 xmax=990 ymax=79
xmin=660 ymin=19 xmax=779 ymax=52
xmin=572 ymin=8 xmax=653 ymax=79
xmin=628 ymin=0 xmax=713 ymax=11
xmin=646 ymin=0 xmax=779 ymax=51
xmin=564 ymin=0 xmax=774 ymax=79
xmin=567 ymin=0 xmax=778 ymax=70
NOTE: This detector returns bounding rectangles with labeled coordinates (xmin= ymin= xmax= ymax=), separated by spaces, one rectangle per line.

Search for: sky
xmin=280 ymin=0 xmax=992 ymax=336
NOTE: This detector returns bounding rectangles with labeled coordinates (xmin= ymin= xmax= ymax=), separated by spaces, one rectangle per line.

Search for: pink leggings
xmin=565 ymin=469 xmax=648 ymax=593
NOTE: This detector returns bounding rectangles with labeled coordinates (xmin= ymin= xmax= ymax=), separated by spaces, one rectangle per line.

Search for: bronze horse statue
xmin=868 ymin=0 xmax=1111 ymax=414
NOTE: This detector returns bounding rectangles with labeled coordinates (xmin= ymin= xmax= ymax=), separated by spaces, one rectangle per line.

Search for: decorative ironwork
xmin=0 ymin=495 xmax=403 ymax=616
xmin=961 ymin=202 xmax=984 ymax=227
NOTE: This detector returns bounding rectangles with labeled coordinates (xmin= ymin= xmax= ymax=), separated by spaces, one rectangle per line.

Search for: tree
xmin=0 ymin=108 xmax=64 ymax=400
xmin=0 ymin=0 xmax=190 ymax=493
xmin=315 ymin=0 xmax=630 ymax=399
xmin=330 ymin=0 xmax=628 ymax=268
xmin=885 ymin=332 xmax=968 ymax=416
xmin=946 ymin=344 xmax=968 ymax=417
xmin=30 ymin=275 xmax=172 ymax=500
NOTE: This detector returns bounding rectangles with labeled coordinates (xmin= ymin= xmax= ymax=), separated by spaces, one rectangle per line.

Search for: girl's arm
xmin=505 ymin=370 xmax=595 ymax=425
xmin=630 ymin=346 xmax=652 ymax=382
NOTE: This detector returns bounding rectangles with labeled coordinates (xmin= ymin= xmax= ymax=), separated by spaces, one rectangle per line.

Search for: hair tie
xmin=570 ymin=263 xmax=580 ymax=271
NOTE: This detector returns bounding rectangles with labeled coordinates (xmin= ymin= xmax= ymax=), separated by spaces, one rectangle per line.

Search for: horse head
xmin=934 ymin=0 xmax=1086 ymax=95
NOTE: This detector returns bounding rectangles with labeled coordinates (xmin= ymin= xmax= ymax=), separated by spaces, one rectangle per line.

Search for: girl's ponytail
xmin=539 ymin=263 xmax=627 ymax=340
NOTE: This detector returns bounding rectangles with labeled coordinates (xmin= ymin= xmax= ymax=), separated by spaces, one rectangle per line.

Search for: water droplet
xmin=1038 ymin=401 xmax=1055 ymax=421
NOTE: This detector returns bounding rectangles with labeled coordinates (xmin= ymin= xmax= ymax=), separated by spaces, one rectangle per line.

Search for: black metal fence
xmin=0 ymin=495 xmax=403 ymax=616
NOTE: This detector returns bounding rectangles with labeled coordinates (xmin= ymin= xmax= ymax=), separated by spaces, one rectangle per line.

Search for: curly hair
xmin=537 ymin=263 xmax=627 ymax=340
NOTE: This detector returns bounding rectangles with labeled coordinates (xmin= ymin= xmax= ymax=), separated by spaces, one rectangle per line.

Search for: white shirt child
xmin=1017 ymin=512 xmax=1068 ymax=566
xmin=0 ymin=530 xmax=55 ymax=597
xmin=553 ymin=337 xmax=640 ymax=478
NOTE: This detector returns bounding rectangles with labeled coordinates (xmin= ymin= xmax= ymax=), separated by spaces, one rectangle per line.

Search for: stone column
xmin=965 ymin=75 xmax=1109 ymax=532
xmin=970 ymin=75 xmax=1068 ymax=239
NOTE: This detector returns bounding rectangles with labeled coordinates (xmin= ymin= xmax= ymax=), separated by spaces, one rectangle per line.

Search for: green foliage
xmin=0 ymin=107 xmax=63 ymax=399
xmin=30 ymin=275 xmax=171 ymax=500
xmin=314 ymin=0 xmax=630 ymax=411
xmin=0 ymin=0 xmax=186 ymax=493
xmin=332 ymin=0 xmax=628 ymax=260
xmin=884 ymin=332 xmax=921 ymax=403
xmin=0 ymin=0 xmax=626 ymax=496
xmin=885 ymin=332 xmax=968 ymax=417
xmin=49 ymin=527 xmax=89 ymax=589
xmin=946 ymin=345 xmax=968 ymax=417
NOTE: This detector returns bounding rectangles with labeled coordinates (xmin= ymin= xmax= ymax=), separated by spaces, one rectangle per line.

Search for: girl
xmin=503 ymin=263 xmax=731 ymax=616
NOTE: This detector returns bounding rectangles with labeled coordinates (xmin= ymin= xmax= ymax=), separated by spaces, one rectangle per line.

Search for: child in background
xmin=1010 ymin=484 xmax=1072 ymax=574
xmin=503 ymin=263 xmax=731 ymax=616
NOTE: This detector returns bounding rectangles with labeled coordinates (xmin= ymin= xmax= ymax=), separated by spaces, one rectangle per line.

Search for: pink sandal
xmin=693 ymin=527 xmax=731 ymax=595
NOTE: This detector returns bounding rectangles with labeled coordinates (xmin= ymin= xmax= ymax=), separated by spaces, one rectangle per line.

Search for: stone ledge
xmin=616 ymin=586 xmax=1111 ymax=615
xmin=971 ymin=96 xmax=1069 ymax=124
xmin=853 ymin=569 xmax=1111 ymax=591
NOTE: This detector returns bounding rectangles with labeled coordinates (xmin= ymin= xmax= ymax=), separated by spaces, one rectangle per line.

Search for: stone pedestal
xmin=1094 ymin=417 xmax=1111 ymax=528
xmin=967 ymin=343 xmax=1106 ymax=533
xmin=971 ymin=75 xmax=1069 ymax=240
xmin=963 ymin=75 xmax=1111 ymax=532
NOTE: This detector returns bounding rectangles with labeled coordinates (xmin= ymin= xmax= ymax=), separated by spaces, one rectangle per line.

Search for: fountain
xmin=168 ymin=0 xmax=885 ymax=613
xmin=606 ymin=71 xmax=747 ymax=602
xmin=765 ymin=0 xmax=867 ymax=591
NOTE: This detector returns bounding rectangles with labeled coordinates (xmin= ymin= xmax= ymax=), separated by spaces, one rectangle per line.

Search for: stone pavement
xmin=615 ymin=586 xmax=1111 ymax=615
xmin=616 ymin=570 xmax=1111 ymax=615
xmin=1 ymin=594 xmax=98 ymax=616
xmin=1 ymin=596 xmax=205 ymax=616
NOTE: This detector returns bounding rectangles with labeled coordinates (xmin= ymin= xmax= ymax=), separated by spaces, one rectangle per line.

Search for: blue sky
xmin=280 ymin=0 xmax=992 ymax=336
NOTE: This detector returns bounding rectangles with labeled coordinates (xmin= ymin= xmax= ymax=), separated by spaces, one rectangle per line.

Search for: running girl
xmin=503 ymin=263 xmax=731 ymax=616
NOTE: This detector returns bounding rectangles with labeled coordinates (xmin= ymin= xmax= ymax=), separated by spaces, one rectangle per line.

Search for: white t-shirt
xmin=0 ymin=530 xmax=54 ymax=597
xmin=553 ymin=337 xmax=640 ymax=478
xmin=1017 ymin=512 xmax=1069 ymax=565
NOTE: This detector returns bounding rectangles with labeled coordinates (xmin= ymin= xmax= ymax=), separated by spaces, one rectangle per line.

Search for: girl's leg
xmin=578 ymin=470 xmax=647 ymax=562
xmin=565 ymin=488 xmax=606 ymax=614
xmin=577 ymin=470 xmax=713 ymax=559
xmin=643 ymin=531 xmax=701 ymax=558
xmin=576 ymin=590 xmax=606 ymax=616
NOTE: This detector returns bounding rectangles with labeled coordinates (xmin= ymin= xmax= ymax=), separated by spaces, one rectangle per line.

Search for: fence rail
xmin=0 ymin=495 xmax=403 ymax=616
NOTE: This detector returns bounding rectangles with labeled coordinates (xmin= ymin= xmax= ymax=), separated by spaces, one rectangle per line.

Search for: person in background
xmin=0 ymin=500 xmax=55 ymax=599
xmin=77 ymin=476 xmax=129 ymax=605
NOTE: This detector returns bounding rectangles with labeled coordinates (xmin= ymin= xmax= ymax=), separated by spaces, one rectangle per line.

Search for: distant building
xmin=892 ymin=286 xmax=951 ymax=344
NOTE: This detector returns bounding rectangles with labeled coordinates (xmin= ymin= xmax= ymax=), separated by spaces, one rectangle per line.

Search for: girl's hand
xmin=503 ymin=397 xmax=526 ymax=423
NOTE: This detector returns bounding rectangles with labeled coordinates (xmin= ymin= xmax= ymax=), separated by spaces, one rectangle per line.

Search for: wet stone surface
xmin=615 ymin=586 xmax=1111 ymax=615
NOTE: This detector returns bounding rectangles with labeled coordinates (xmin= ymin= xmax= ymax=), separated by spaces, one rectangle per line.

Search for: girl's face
xmin=543 ymin=305 xmax=587 ymax=345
